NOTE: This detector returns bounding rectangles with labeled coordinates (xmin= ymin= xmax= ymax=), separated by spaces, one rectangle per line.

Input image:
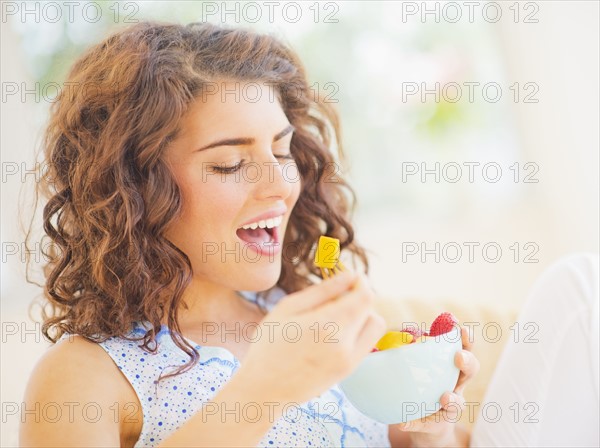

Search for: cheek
xmin=288 ymin=177 xmax=302 ymax=206
xmin=177 ymin=173 xmax=246 ymax=235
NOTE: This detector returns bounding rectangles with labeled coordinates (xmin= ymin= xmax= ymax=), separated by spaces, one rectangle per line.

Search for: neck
xmin=162 ymin=277 xmax=262 ymax=330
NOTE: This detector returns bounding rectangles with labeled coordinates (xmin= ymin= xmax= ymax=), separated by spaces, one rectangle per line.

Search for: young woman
xmin=20 ymin=21 xmax=479 ymax=447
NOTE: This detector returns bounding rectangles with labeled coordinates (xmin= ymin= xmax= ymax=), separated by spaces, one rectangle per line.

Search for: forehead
xmin=178 ymin=81 xmax=288 ymax=138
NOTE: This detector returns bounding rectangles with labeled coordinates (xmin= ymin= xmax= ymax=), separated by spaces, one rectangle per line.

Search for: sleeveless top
xmin=60 ymin=289 xmax=390 ymax=447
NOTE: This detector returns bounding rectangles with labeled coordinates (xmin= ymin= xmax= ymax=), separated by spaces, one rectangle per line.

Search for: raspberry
xmin=427 ymin=312 xmax=458 ymax=337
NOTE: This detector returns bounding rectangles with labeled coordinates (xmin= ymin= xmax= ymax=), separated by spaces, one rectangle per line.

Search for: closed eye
xmin=208 ymin=153 xmax=295 ymax=174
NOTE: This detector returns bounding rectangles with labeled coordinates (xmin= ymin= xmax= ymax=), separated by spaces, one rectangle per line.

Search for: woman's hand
xmin=390 ymin=326 xmax=480 ymax=448
xmin=236 ymin=271 xmax=387 ymax=406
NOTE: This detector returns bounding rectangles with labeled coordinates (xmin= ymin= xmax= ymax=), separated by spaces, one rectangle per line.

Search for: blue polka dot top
xmin=63 ymin=289 xmax=390 ymax=447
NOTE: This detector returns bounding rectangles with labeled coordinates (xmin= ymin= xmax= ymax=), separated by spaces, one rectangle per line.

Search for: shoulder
xmin=32 ymin=334 xmax=128 ymax=390
xmin=20 ymin=334 xmax=141 ymax=446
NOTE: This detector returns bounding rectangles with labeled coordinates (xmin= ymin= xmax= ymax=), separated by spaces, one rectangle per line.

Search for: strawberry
xmin=427 ymin=312 xmax=458 ymax=337
xmin=401 ymin=325 xmax=424 ymax=340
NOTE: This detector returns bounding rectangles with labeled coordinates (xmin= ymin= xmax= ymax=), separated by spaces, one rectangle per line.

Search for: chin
xmin=237 ymin=262 xmax=282 ymax=292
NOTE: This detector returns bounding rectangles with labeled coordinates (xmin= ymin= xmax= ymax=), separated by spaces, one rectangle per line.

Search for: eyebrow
xmin=195 ymin=124 xmax=295 ymax=152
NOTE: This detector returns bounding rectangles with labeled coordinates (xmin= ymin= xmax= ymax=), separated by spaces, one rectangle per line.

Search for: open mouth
xmin=236 ymin=215 xmax=283 ymax=246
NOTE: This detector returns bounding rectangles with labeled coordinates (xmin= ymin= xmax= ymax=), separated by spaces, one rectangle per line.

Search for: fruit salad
xmin=371 ymin=312 xmax=459 ymax=352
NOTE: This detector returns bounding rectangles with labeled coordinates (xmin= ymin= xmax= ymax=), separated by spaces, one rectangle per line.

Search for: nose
xmin=253 ymin=154 xmax=298 ymax=200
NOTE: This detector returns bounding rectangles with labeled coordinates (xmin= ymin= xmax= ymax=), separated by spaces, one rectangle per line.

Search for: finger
xmin=397 ymin=393 xmax=464 ymax=434
xmin=278 ymin=270 xmax=358 ymax=314
xmin=320 ymin=274 xmax=375 ymax=330
xmin=352 ymin=310 xmax=387 ymax=358
xmin=440 ymin=391 xmax=465 ymax=414
xmin=461 ymin=326 xmax=474 ymax=351
xmin=454 ymin=350 xmax=480 ymax=394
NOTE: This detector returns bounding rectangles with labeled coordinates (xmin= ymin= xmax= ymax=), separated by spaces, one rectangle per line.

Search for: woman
xmin=21 ymin=21 xmax=478 ymax=447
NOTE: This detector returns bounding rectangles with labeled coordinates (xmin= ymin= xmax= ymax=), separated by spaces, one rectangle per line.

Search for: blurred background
xmin=1 ymin=1 xmax=598 ymax=445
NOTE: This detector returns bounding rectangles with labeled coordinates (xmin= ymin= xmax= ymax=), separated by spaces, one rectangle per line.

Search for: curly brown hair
xmin=32 ymin=21 xmax=368 ymax=377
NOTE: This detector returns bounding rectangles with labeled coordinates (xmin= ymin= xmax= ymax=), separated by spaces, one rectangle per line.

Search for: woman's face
xmin=163 ymin=81 xmax=301 ymax=292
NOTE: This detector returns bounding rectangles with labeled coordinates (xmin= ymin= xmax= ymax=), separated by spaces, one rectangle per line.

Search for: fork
xmin=314 ymin=235 xmax=347 ymax=278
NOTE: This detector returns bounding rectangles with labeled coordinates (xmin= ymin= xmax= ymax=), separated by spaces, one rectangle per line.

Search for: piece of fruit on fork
xmin=314 ymin=235 xmax=347 ymax=278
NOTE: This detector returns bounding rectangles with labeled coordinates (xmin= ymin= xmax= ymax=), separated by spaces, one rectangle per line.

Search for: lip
xmin=238 ymin=207 xmax=288 ymax=228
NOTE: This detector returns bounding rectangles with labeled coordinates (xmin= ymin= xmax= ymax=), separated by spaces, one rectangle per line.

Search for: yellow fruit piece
xmin=314 ymin=236 xmax=340 ymax=269
xmin=375 ymin=331 xmax=414 ymax=350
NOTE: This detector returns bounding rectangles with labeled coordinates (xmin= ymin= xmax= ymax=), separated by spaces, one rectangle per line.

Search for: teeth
xmin=241 ymin=215 xmax=284 ymax=230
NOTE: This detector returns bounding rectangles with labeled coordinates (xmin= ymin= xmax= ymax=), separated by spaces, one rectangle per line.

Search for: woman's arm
xmin=389 ymin=424 xmax=412 ymax=447
xmin=20 ymin=336 xmax=281 ymax=448
xmin=157 ymin=365 xmax=285 ymax=447
xmin=20 ymin=336 xmax=134 ymax=447
xmin=389 ymin=421 xmax=470 ymax=448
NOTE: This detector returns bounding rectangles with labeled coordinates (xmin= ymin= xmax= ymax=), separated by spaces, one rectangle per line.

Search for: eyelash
xmin=210 ymin=154 xmax=295 ymax=174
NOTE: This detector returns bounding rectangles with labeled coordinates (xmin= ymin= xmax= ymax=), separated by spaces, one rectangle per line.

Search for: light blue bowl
xmin=339 ymin=327 xmax=462 ymax=424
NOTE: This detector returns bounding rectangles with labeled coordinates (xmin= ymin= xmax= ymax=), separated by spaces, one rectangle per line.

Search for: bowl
xmin=339 ymin=327 xmax=462 ymax=424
